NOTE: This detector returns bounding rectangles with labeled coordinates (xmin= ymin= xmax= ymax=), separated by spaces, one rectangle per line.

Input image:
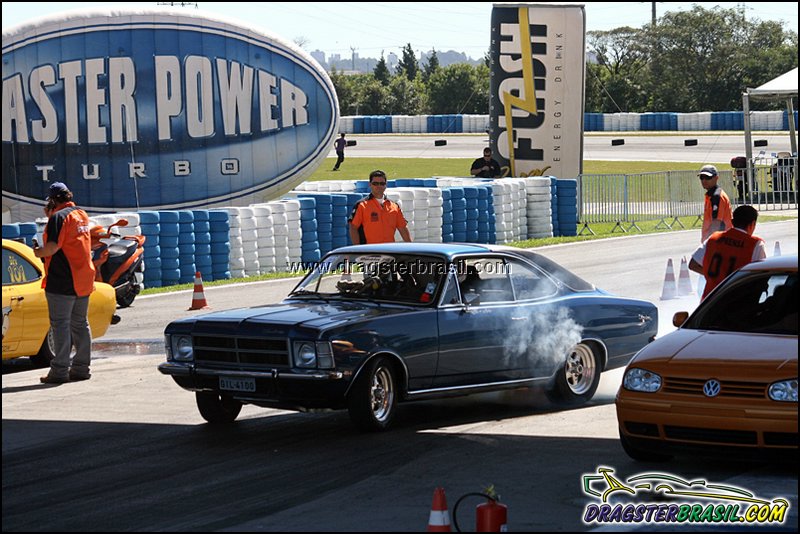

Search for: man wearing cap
xmin=33 ymin=183 xmax=96 ymax=384
xmin=690 ymin=205 xmax=766 ymax=300
xmin=698 ymin=164 xmax=732 ymax=242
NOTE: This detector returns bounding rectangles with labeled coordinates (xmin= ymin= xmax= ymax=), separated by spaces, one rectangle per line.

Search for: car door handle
xmin=511 ymin=316 xmax=526 ymax=321
xmin=11 ymin=296 xmax=24 ymax=302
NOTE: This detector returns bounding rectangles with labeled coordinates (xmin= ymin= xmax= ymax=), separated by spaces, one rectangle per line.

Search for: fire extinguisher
xmin=453 ymin=485 xmax=508 ymax=532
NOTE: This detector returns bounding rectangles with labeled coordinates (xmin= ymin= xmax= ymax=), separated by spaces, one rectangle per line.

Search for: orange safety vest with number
xmin=701 ymin=228 xmax=762 ymax=299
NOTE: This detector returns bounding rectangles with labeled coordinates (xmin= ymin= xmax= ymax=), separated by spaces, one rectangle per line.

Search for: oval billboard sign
xmin=2 ymin=8 xmax=338 ymax=221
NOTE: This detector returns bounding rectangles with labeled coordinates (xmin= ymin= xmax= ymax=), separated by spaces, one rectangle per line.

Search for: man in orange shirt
xmin=33 ymin=182 xmax=96 ymax=384
xmin=348 ymin=170 xmax=412 ymax=244
xmin=690 ymin=205 xmax=766 ymax=300
xmin=698 ymin=164 xmax=732 ymax=242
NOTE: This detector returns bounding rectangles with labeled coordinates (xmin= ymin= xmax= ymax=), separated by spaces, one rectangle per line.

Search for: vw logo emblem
xmin=703 ymin=379 xmax=721 ymax=397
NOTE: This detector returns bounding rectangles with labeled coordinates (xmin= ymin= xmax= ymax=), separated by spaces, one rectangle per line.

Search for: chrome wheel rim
xmin=564 ymin=344 xmax=596 ymax=395
xmin=370 ymin=367 xmax=394 ymax=422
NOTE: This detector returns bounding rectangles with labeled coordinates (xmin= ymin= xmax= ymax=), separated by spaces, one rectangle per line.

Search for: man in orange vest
xmin=698 ymin=164 xmax=733 ymax=242
xmin=689 ymin=205 xmax=766 ymax=300
xmin=348 ymin=170 xmax=412 ymax=244
xmin=33 ymin=182 xmax=96 ymax=384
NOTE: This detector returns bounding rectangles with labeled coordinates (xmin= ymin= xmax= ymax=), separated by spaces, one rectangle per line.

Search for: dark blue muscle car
xmin=159 ymin=243 xmax=657 ymax=431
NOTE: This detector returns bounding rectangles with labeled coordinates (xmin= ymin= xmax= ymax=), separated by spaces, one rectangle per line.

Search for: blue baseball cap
xmin=46 ymin=182 xmax=70 ymax=199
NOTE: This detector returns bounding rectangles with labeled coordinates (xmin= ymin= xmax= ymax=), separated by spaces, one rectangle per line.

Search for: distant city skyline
xmin=3 ymin=2 xmax=797 ymax=65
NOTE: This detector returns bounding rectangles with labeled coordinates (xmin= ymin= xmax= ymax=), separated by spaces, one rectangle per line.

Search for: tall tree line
xmin=332 ymin=6 xmax=796 ymax=116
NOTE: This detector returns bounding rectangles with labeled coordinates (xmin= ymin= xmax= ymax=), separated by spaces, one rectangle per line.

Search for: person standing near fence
xmin=689 ymin=205 xmax=766 ymax=300
xmin=698 ymin=164 xmax=732 ymax=242
xmin=332 ymin=133 xmax=346 ymax=171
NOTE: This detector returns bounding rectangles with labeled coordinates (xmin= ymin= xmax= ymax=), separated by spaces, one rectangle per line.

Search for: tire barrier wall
xmin=6 ymin=165 xmax=795 ymax=288
xmin=336 ymin=111 xmax=798 ymax=133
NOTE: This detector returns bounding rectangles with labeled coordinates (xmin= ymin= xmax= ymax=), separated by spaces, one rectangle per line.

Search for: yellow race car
xmin=2 ymin=238 xmax=119 ymax=365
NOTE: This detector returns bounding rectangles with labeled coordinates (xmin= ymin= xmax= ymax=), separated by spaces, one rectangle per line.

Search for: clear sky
xmin=3 ymin=2 xmax=798 ymax=60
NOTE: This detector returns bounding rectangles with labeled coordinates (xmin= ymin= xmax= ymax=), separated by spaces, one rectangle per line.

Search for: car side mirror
xmin=673 ymin=311 xmax=689 ymax=327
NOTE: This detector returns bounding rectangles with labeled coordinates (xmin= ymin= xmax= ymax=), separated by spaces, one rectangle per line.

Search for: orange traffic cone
xmin=774 ymin=241 xmax=782 ymax=257
xmin=427 ymin=487 xmax=452 ymax=532
xmin=188 ymin=271 xmax=210 ymax=310
xmin=659 ymin=258 xmax=677 ymax=300
xmin=677 ymin=257 xmax=693 ymax=296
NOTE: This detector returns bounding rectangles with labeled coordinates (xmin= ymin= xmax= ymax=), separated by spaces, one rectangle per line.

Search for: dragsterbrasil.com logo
xmin=581 ymin=467 xmax=790 ymax=526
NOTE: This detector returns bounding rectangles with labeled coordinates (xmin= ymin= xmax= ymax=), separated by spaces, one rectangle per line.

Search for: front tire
xmin=546 ymin=342 xmax=600 ymax=406
xmin=347 ymin=356 xmax=397 ymax=432
xmin=31 ymin=328 xmax=55 ymax=367
xmin=196 ymin=392 xmax=243 ymax=424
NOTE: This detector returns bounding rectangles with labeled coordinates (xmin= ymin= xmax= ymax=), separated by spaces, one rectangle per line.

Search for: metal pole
xmin=742 ymin=92 xmax=754 ymax=204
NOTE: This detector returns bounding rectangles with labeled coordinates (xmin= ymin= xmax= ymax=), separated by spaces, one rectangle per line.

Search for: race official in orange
xmin=698 ymin=164 xmax=733 ymax=242
xmin=690 ymin=205 xmax=766 ymax=300
xmin=33 ymin=182 xmax=96 ymax=384
xmin=348 ymin=170 xmax=412 ymax=244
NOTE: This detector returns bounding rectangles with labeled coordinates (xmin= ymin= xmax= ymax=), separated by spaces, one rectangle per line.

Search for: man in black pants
xmin=333 ymin=133 xmax=346 ymax=171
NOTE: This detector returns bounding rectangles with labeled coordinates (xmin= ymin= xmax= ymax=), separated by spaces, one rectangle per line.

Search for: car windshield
xmin=686 ymin=270 xmax=798 ymax=335
xmin=289 ymin=253 xmax=447 ymax=305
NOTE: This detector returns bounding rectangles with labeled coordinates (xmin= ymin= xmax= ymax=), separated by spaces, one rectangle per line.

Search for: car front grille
xmin=662 ymin=377 xmax=766 ymax=398
xmin=664 ymin=426 xmax=758 ymax=445
xmin=193 ymin=335 xmax=290 ymax=368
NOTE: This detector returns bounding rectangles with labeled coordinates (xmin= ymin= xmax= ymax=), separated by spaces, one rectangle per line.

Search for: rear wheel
xmin=195 ymin=392 xmax=243 ymax=424
xmin=30 ymin=328 xmax=55 ymax=367
xmin=546 ymin=342 xmax=600 ymax=406
xmin=347 ymin=356 xmax=397 ymax=432
xmin=116 ymin=281 xmax=139 ymax=308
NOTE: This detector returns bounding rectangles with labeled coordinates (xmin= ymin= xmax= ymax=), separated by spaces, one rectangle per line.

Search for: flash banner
xmin=490 ymin=4 xmax=585 ymax=178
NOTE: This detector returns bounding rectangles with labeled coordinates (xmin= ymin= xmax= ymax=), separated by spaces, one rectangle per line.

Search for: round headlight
xmin=173 ymin=335 xmax=193 ymax=361
xmin=623 ymin=368 xmax=662 ymax=393
xmin=768 ymin=379 xmax=798 ymax=402
xmin=294 ymin=342 xmax=317 ymax=368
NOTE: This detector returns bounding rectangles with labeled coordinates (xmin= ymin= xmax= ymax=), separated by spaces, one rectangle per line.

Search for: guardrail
xmin=578 ymin=162 xmax=798 ymax=234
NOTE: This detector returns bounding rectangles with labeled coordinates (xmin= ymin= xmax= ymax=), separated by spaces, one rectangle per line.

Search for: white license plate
xmin=219 ymin=376 xmax=256 ymax=393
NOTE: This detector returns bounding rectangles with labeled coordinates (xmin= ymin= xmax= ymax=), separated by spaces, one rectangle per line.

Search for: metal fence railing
xmin=578 ymin=163 xmax=797 ymax=234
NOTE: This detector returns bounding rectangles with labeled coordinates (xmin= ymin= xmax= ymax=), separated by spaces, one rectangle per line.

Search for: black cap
xmin=46 ymin=182 xmax=69 ymax=199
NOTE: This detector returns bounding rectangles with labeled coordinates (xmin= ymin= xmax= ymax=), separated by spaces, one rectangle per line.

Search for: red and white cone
xmin=677 ymin=257 xmax=694 ymax=296
xmin=427 ymin=487 xmax=452 ymax=532
xmin=188 ymin=271 xmax=210 ymax=310
xmin=773 ymin=241 xmax=782 ymax=257
xmin=660 ymin=258 xmax=677 ymax=300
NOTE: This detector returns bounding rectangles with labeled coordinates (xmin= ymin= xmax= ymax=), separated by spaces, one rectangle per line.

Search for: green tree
xmin=585 ymin=27 xmax=649 ymax=112
xmin=387 ymin=75 xmax=426 ymax=115
xmin=427 ymin=64 xmax=488 ymax=114
xmin=642 ymin=6 xmax=798 ymax=111
xmin=373 ymin=53 xmax=391 ymax=86
xmin=357 ymin=76 xmax=389 ymax=114
xmin=585 ymin=6 xmax=798 ymax=112
xmin=396 ymin=43 xmax=419 ymax=81
xmin=421 ymin=49 xmax=440 ymax=82
xmin=329 ymin=68 xmax=358 ymax=116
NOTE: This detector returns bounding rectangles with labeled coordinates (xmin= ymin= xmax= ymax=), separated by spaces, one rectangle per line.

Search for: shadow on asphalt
xmin=4 ymin=394 xmax=796 ymax=532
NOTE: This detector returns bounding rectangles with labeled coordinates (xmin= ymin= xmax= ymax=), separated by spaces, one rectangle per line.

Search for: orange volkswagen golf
xmin=616 ymin=255 xmax=797 ymax=461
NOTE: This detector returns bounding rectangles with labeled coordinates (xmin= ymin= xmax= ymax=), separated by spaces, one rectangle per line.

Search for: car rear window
xmin=512 ymin=249 xmax=595 ymax=291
